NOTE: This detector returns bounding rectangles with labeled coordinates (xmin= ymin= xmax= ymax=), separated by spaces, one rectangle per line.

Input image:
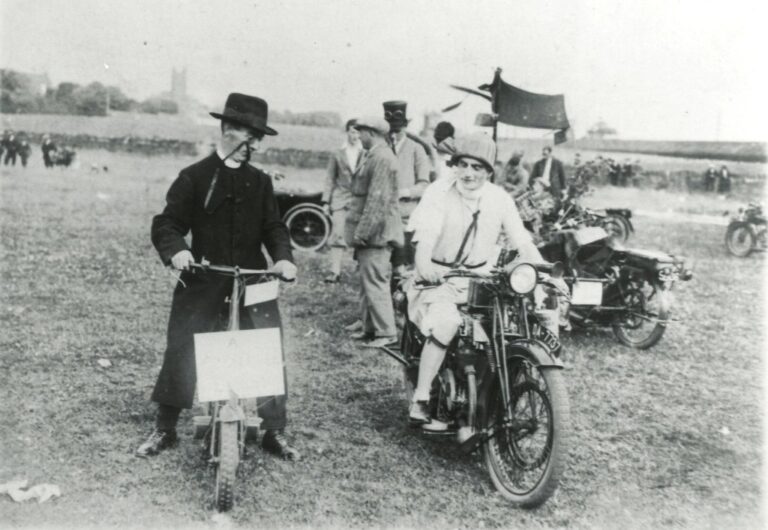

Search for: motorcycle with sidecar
xmin=538 ymin=226 xmax=693 ymax=349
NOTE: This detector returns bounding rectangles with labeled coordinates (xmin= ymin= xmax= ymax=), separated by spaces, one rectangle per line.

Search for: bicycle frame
xmin=189 ymin=263 xmax=276 ymax=464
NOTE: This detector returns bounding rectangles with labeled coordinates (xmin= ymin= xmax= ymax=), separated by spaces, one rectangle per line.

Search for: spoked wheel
xmin=284 ymin=205 xmax=331 ymax=252
xmin=215 ymin=422 xmax=239 ymax=512
xmin=602 ymin=214 xmax=630 ymax=244
xmin=725 ymin=222 xmax=756 ymax=257
xmin=483 ymin=362 xmax=569 ymax=508
xmin=612 ymin=282 xmax=669 ymax=349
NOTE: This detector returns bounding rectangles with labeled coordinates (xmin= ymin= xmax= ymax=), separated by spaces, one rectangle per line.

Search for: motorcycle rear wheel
xmin=725 ymin=222 xmax=756 ymax=257
xmin=612 ymin=284 xmax=668 ymax=349
xmin=483 ymin=364 xmax=569 ymax=508
xmin=214 ymin=422 xmax=239 ymax=512
xmin=601 ymin=214 xmax=630 ymax=244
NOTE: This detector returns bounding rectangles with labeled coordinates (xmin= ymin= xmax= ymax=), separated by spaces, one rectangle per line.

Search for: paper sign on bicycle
xmin=194 ymin=328 xmax=285 ymax=402
xmin=244 ymin=280 xmax=279 ymax=306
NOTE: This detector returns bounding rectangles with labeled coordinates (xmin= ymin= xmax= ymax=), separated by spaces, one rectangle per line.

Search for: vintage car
xmin=274 ymin=187 xmax=331 ymax=252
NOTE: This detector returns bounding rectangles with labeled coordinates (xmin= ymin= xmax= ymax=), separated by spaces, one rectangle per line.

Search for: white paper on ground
xmin=244 ymin=280 xmax=279 ymax=306
xmin=570 ymin=280 xmax=603 ymax=306
xmin=194 ymin=328 xmax=284 ymax=402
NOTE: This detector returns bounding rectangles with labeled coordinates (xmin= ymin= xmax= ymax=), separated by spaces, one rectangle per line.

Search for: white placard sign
xmin=244 ymin=280 xmax=279 ymax=306
xmin=194 ymin=328 xmax=284 ymax=402
xmin=570 ymin=280 xmax=604 ymax=306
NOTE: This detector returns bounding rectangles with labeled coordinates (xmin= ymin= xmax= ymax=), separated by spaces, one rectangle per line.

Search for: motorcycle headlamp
xmin=508 ymin=263 xmax=537 ymax=294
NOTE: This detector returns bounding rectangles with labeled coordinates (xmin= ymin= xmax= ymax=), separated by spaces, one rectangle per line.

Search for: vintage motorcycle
xmin=548 ymin=197 xmax=633 ymax=245
xmin=382 ymin=255 xmax=570 ymax=508
xmin=539 ymin=226 xmax=693 ymax=349
xmin=516 ymin=187 xmax=633 ymax=245
xmin=724 ymin=203 xmax=766 ymax=257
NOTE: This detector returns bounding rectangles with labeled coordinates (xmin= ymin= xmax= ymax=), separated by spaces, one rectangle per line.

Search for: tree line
xmin=0 ymin=69 xmax=178 ymax=116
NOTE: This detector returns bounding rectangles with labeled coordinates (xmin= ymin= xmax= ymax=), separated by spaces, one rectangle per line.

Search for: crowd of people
xmin=0 ymin=129 xmax=76 ymax=168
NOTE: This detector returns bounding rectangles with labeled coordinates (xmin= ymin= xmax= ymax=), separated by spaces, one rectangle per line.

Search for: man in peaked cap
xmin=138 ymin=93 xmax=301 ymax=461
xmin=405 ymin=133 xmax=542 ymax=428
xmin=383 ymin=101 xmax=431 ymax=282
xmin=344 ymin=117 xmax=403 ymax=348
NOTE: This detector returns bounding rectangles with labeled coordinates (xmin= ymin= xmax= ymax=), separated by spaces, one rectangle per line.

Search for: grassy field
xmin=0 ymin=152 xmax=764 ymax=528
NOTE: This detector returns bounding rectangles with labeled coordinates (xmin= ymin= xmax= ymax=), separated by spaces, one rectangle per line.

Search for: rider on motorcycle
xmin=406 ymin=133 xmax=543 ymax=426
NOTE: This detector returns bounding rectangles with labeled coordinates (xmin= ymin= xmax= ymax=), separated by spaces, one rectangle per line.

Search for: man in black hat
xmin=383 ymin=101 xmax=430 ymax=281
xmin=137 ymin=93 xmax=301 ymax=461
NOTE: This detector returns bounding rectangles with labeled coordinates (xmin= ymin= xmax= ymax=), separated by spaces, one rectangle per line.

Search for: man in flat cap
xmin=345 ymin=117 xmax=403 ymax=348
xmin=384 ymin=101 xmax=430 ymax=282
xmin=405 ymin=133 xmax=542 ymax=427
xmin=137 ymin=93 xmax=300 ymax=461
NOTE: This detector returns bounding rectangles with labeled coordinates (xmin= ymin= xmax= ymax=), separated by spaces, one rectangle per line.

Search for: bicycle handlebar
xmin=188 ymin=262 xmax=287 ymax=280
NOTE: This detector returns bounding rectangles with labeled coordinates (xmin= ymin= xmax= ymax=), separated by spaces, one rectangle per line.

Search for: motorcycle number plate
xmin=571 ymin=280 xmax=603 ymax=306
xmin=533 ymin=323 xmax=561 ymax=352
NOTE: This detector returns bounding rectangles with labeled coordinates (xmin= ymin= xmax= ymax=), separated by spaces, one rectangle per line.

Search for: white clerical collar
xmin=216 ymin=146 xmax=242 ymax=169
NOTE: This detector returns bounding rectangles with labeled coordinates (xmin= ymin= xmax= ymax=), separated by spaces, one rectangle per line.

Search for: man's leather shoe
xmin=343 ymin=320 xmax=363 ymax=332
xmin=349 ymin=330 xmax=375 ymax=341
xmin=261 ymin=429 xmax=301 ymax=461
xmin=409 ymin=401 xmax=431 ymax=425
xmin=135 ymin=429 xmax=178 ymax=458
xmin=362 ymin=336 xmax=398 ymax=348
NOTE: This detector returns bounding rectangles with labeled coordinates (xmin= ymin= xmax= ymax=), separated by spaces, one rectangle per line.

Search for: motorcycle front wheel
xmin=214 ymin=422 xmax=239 ymax=512
xmin=725 ymin=222 xmax=756 ymax=257
xmin=483 ymin=363 xmax=569 ymax=508
xmin=612 ymin=283 xmax=669 ymax=349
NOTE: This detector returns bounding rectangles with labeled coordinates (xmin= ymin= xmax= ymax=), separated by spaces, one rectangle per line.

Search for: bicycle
xmin=187 ymin=261 xmax=287 ymax=512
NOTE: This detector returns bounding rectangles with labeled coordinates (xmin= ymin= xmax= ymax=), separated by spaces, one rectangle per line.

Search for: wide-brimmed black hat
xmin=383 ymin=100 xmax=409 ymax=127
xmin=210 ymin=93 xmax=278 ymax=136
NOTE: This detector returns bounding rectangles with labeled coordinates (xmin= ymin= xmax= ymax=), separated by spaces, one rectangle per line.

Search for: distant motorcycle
xmin=539 ymin=226 xmax=692 ymax=349
xmin=382 ymin=256 xmax=570 ymax=508
xmin=725 ymin=204 xmax=765 ymax=257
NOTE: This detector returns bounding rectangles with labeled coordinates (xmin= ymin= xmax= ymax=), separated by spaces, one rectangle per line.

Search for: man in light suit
xmin=322 ymin=119 xmax=363 ymax=283
xmin=530 ymin=146 xmax=567 ymax=212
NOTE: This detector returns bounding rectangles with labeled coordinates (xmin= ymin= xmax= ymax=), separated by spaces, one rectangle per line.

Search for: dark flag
xmin=487 ymin=70 xmax=570 ymax=131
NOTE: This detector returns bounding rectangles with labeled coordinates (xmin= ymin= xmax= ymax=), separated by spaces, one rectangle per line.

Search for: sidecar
xmin=274 ymin=189 xmax=332 ymax=252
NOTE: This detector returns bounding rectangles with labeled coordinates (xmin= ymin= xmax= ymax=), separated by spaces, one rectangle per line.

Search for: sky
xmin=1 ymin=0 xmax=766 ymax=142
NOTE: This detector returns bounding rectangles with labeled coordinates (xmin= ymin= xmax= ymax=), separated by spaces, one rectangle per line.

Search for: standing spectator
xmin=321 ymin=118 xmax=363 ymax=283
xmin=607 ymin=158 xmax=621 ymax=186
xmin=345 ymin=117 xmax=403 ymax=348
xmin=41 ymin=135 xmax=57 ymax=168
xmin=500 ymin=150 xmax=530 ymax=197
xmin=703 ymin=164 xmax=717 ymax=191
xmin=384 ymin=101 xmax=430 ymax=281
xmin=429 ymin=121 xmax=456 ymax=182
xmin=3 ymin=131 xmax=19 ymax=166
xmin=620 ymin=158 xmax=634 ymax=186
xmin=17 ymin=137 xmax=31 ymax=167
xmin=530 ymin=146 xmax=567 ymax=210
xmin=717 ymin=165 xmax=732 ymax=193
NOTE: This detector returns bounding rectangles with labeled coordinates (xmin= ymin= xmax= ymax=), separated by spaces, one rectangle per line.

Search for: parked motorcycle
xmin=382 ymin=256 xmax=570 ymax=508
xmin=546 ymin=195 xmax=633 ymax=245
xmin=539 ymin=226 xmax=693 ymax=349
xmin=724 ymin=203 xmax=766 ymax=257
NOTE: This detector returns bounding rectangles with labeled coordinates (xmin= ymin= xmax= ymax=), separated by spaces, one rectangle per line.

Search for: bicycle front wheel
xmin=215 ymin=422 xmax=239 ymax=512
